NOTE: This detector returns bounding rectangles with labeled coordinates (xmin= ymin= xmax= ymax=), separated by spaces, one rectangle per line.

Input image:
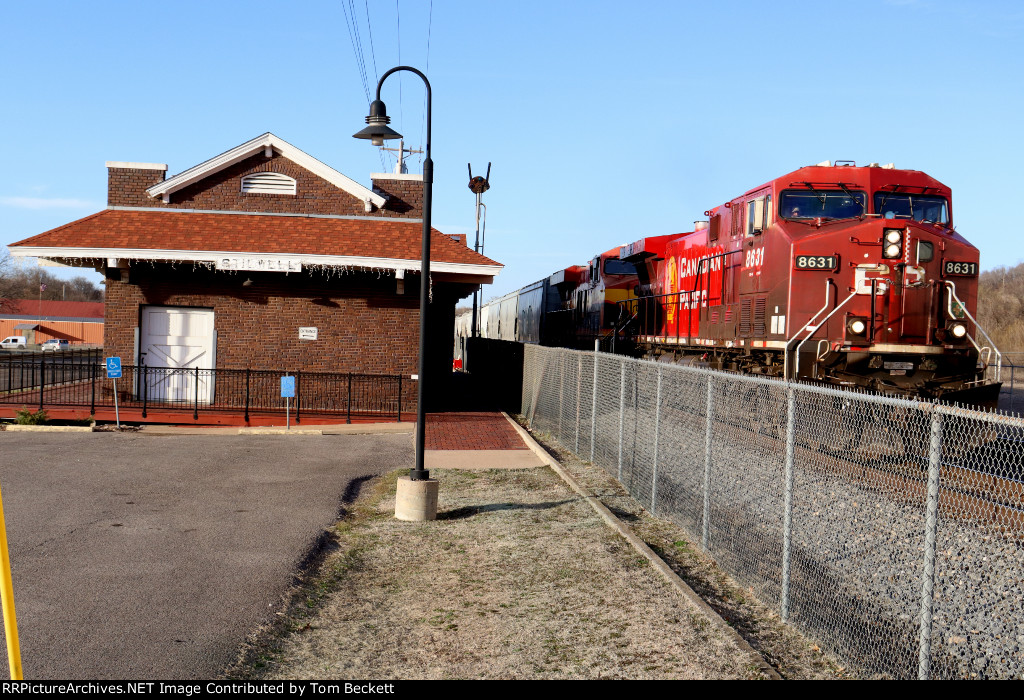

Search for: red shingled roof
xmin=11 ymin=210 xmax=500 ymax=267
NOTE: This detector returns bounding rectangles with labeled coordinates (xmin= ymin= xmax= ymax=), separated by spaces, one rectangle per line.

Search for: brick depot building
xmin=9 ymin=133 xmax=501 ymax=407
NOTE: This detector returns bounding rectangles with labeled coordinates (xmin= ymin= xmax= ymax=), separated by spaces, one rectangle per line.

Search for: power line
xmin=363 ymin=0 xmax=379 ymax=86
xmin=342 ymin=1 xmax=389 ymax=172
xmin=341 ymin=0 xmax=370 ymax=103
xmin=360 ymin=0 xmax=388 ymax=172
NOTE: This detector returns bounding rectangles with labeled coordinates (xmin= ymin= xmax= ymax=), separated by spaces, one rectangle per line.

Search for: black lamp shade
xmin=353 ymin=99 xmax=403 ymax=145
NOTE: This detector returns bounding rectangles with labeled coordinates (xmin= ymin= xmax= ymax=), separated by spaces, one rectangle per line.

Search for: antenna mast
xmin=468 ymin=163 xmax=492 ymax=337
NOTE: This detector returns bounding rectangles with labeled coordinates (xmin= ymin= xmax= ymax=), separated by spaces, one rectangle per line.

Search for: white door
xmin=140 ymin=307 xmax=215 ymax=403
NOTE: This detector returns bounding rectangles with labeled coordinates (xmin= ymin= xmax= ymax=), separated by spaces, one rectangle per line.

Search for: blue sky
xmin=2 ymin=0 xmax=1022 ymax=301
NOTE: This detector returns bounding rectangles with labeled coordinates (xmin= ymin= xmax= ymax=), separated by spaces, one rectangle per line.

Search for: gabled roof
xmin=144 ymin=133 xmax=387 ymax=208
xmin=9 ymin=209 xmax=502 ymax=278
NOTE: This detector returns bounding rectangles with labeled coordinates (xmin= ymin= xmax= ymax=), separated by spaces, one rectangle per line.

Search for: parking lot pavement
xmin=0 ymin=430 xmax=411 ymax=679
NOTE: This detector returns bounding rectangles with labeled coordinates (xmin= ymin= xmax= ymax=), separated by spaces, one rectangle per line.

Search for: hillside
xmin=978 ymin=262 xmax=1024 ymax=354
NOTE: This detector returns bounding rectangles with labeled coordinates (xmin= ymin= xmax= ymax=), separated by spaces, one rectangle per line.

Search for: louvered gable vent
xmin=241 ymin=172 xmax=297 ymax=195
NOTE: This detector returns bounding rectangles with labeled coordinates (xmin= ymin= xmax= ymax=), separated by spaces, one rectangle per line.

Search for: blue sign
xmin=281 ymin=376 xmax=296 ymax=398
xmin=106 ymin=357 xmax=122 ymax=379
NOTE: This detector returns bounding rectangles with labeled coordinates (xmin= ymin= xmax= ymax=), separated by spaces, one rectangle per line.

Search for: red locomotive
xmin=468 ymin=161 xmax=1002 ymax=406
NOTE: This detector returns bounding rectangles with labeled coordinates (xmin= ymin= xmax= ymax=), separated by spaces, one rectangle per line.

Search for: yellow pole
xmin=0 ymin=482 xmax=23 ymax=680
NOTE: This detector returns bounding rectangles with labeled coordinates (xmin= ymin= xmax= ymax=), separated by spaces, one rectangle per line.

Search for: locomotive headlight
xmin=950 ymin=322 xmax=967 ymax=339
xmin=883 ymin=229 xmax=903 ymax=259
xmin=848 ymin=318 xmax=867 ymax=335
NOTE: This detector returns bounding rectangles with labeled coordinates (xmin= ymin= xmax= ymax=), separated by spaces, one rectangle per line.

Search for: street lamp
xmin=354 ymin=66 xmax=435 ymax=503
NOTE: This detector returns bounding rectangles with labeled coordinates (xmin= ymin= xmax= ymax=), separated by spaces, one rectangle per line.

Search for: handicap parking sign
xmin=281 ymin=375 xmax=295 ymax=398
xmin=106 ymin=357 xmax=122 ymax=379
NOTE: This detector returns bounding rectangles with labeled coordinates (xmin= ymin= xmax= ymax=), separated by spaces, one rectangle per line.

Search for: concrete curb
xmin=239 ymin=427 xmax=323 ymax=435
xmin=4 ymin=424 xmax=94 ymax=432
xmin=135 ymin=422 xmax=416 ymax=436
xmin=501 ymin=411 xmax=781 ymax=680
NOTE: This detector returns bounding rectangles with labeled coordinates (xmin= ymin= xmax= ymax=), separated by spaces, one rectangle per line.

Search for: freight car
xmin=464 ymin=161 xmax=1002 ymax=406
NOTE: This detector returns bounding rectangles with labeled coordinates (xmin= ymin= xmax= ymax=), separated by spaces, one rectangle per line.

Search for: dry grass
xmin=528 ymin=431 xmax=848 ymax=680
xmin=227 ymin=464 xmax=773 ymax=680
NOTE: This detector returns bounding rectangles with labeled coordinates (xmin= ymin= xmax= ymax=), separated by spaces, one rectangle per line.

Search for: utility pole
xmin=380 ymin=139 xmax=423 ymax=174
xmin=468 ymin=163 xmax=491 ymax=337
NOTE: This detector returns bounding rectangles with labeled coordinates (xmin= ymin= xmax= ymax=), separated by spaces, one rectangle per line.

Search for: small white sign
xmin=216 ymin=256 xmax=302 ymax=273
xmin=299 ymin=327 xmax=318 ymax=340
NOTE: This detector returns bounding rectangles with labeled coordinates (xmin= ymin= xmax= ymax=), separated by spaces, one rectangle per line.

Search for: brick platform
xmin=424 ymin=412 xmax=528 ymax=450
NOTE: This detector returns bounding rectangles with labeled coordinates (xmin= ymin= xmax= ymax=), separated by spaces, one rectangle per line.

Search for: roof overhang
xmin=10 ymin=246 xmax=502 ymax=280
xmin=145 ymin=133 xmax=387 ymax=208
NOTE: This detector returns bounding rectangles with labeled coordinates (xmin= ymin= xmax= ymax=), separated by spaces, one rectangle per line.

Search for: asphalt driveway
xmin=0 ymin=430 xmax=411 ymax=679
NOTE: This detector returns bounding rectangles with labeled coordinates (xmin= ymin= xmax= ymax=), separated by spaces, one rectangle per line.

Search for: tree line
xmin=977 ymin=262 xmax=1024 ymax=354
xmin=0 ymin=251 xmax=104 ymax=310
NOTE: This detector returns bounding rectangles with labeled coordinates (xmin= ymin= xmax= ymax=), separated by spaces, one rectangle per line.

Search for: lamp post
xmin=354 ymin=66 xmax=433 ymax=487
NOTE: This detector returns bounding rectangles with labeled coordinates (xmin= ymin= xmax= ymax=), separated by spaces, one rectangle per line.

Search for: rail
xmin=0 ymin=359 xmax=411 ymax=423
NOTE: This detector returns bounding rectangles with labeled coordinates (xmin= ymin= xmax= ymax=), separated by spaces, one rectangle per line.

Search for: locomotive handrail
xmin=615 ymin=249 xmax=741 ymax=343
xmin=945 ymin=280 xmax=1002 ymax=382
xmin=784 ymin=279 xmax=834 ymax=379
xmin=792 ymin=289 xmax=858 ymax=381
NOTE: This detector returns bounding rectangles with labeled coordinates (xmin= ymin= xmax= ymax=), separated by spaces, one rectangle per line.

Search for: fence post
xmin=347 ymin=373 xmax=353 ymax=424
xmin=781 ymin=387 xmax=796 ymax=622
xmin=590 ymin=340 xmax=598 ymax=463
xmin=651 ymin=364 xmax=662 ymax=513
xmin=244 ymin=368 xmax=250 ymax=423
xmin=397 ymin=374 xmax=402 ymax=423
xmin=1013 ymin=365 xmax=1017 ymax=413
xmin=142 ymin=365 xmax=148 ymax=419
xmin=90 ymin=359 xmax=96 ymax=416
xmin=193 ymin=366 xmax=199 ymax=420
xmin=918 ymin=408 xmax=944 ymax=680
xmin=558 ymin=353 xmax=565 ymax=442
xmin=39 ymin=356 xmax=45 ymax=412
xmin=575 ymin=354 xmax=582 ymax=454
xmin=618 ymin=358 xmax=626 ymax=481
xmin=295 ymin=370 xmax=301 ymax=424
xmin=702 ymin=374 xmax=714 ymax=550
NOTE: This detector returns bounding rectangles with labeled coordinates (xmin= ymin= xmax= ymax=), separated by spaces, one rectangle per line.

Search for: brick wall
xmin=108 ymin=154 xmax=425 ymax=218
xmin=108 ymin=167 xmax=167 ymax=207
xmin=370 ymin=175 xmax=424 ymax=219
xmin=104 ymin=264 xmax=456 ymax=378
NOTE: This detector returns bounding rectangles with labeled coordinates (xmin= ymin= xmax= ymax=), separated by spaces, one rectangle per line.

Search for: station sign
xmin=216 ymin=257 xmax=302 ymax=273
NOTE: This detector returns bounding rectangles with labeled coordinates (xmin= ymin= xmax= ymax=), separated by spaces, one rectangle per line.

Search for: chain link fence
xmin=521 ymin=344 xmax=1024 ymax=679
xmin=995 ymin=353 xmax=1024 ymax=415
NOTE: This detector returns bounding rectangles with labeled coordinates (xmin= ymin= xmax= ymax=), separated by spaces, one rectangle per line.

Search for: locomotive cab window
xmin=873 ymin=192 xmax=949 ymax=225
xmin=604 ymin=259 xmax=638 ymax=275
xmin=780 ymin=189 xmax=865 ymax=220
xmin=746 ymin=196 xmax=767 ymax=235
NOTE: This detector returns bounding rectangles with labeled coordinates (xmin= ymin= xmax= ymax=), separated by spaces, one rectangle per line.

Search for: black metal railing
xmin=0 ymin=360 xmax=412 ymax=423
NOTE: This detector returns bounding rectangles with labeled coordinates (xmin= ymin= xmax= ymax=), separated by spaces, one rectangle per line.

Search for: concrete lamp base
xmin=394 ymin=475 xmax=439 ymax=521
